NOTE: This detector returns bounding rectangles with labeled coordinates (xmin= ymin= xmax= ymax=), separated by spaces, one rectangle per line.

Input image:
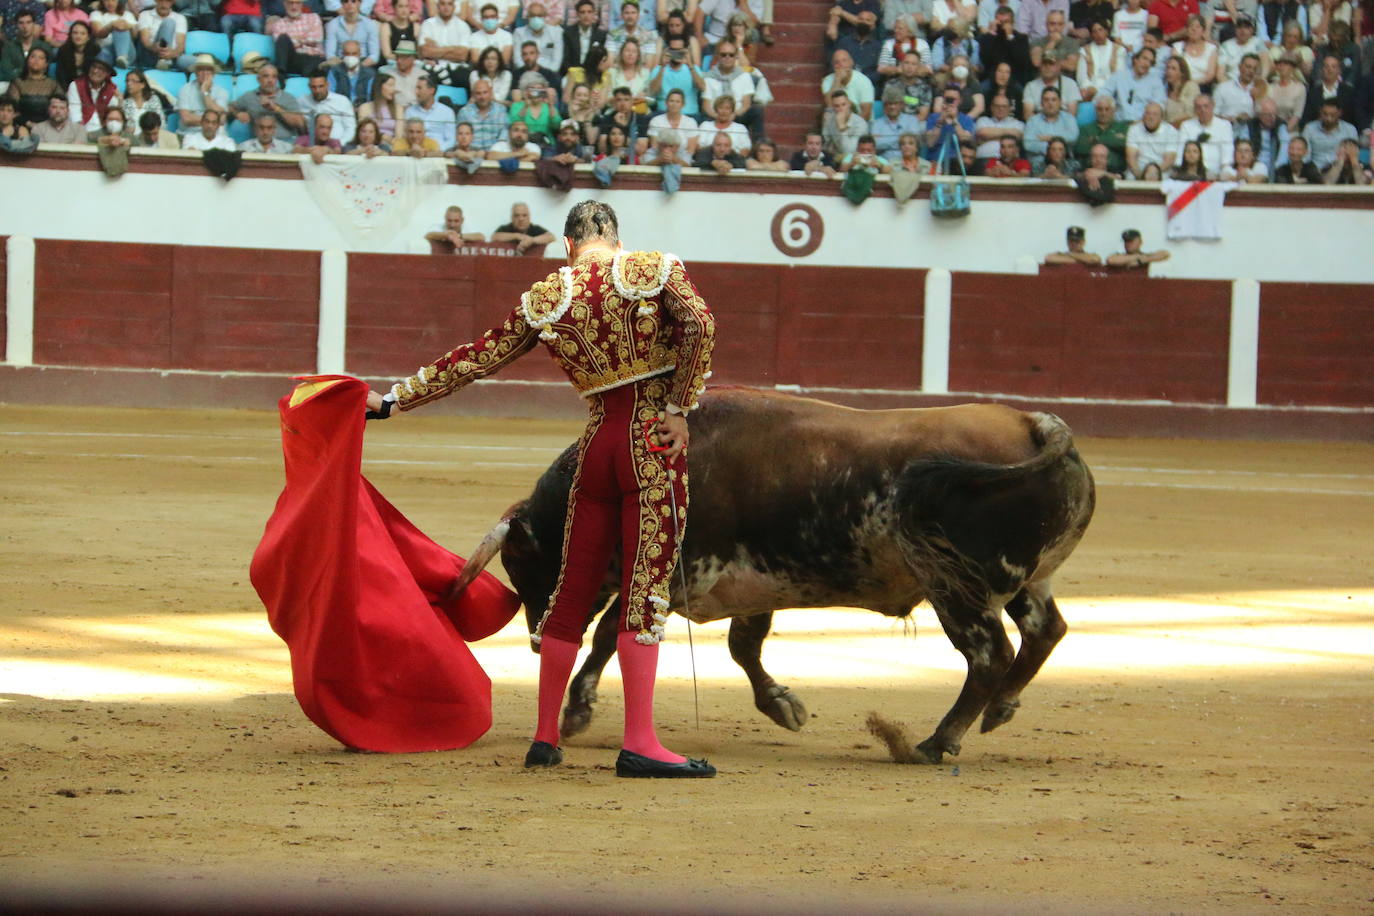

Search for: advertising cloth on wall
xmin=249 ymin=376 xmax=521 ymax=752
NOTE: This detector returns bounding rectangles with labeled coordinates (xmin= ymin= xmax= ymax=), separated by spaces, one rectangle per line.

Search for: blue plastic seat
xmin=233 ymin=72 xmax=260 ymax=96
xmin=144 ymin=68 xmax=187 ymax=98
xmin=435 ymin=85 xmax=467 ymax=107
xmin=227 ymin=118 xmax=252 ymax=144
xmin=212 ymin=72 xmax=234 ymax=95
xmin=185 ymin=30 xmax=231 ymax=65
xmin=283 ymin=75 xmax=311 ymax=99
xmin=113 ymin=68 xmax=131 ymax=92
xmin=231 ymin=32 xmax=276 ymax=72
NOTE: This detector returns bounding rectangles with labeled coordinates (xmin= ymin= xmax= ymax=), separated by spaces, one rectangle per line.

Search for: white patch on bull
xmin=999 ymin=556 xmax=1029 ymax=580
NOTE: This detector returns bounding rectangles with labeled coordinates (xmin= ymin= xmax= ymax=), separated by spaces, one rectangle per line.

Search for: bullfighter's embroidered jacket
xmin=391 ymin=249 xmax=715 ymax=413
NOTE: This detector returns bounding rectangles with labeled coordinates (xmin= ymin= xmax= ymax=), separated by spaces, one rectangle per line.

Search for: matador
xmin=366 ymin=201 xmax=717 ymax=778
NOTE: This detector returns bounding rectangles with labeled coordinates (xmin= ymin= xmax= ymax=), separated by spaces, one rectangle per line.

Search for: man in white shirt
xmin=485 ymin=118 xmax=542 ymax=159
xmin=300 ymin=71 xmax=357 ymax=144
xmin=136 ymin=0 xmax=193 ymax=71
xmin=512 ymin=1 xmax=563 ymax=72
xmin=181 ymin=109 xmax=237 ymax=151
xmin=1211 ymin=52 xmax=1264 ymax=123
xmin=1216 ymin=15 xmax=1264 ymax=82
xmin=240 ymin=113 xmax=296 ymax=153
xmin=1125 ymin=100 xmax=1177 ymax=178
xmin=419 ymin=0 xmax=473 ymax=86
xmin=177 ymin=55 xmax=229 ymax=137
xmin=467 ymin=2 xmax=514 ymax=66
xmin=1177 ymin=92 xmax=1234 ymax=175
xmin=702 ymin=40 xmax=761 ymax=138
xmin=973 ymin=92 xmax=1024 ymax=158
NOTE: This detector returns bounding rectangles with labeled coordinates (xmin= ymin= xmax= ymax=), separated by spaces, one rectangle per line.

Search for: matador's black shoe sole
xmin=524 ymin=741 xmax=563 ymax=768
xmin=615 ymin=749 xmax=717 ymax=778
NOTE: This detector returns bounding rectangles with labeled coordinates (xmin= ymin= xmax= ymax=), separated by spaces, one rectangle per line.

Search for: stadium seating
xmin=283 ymin=75 xmax=311 ymax=98
xmin=436 ymin=85 xmax=467 ymax=107
xmin=233 ymin=72 xmax=260 ymax=96
xmin=144 ymin=69 xmax=187 ymax=98
xmin=231 ymin=33 xmax=276 ymax=72
xmin=185 ymin=30 xmax=232 ymax=66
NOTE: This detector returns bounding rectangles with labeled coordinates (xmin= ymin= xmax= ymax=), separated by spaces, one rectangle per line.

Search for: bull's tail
xmin=894 ymin=412 xmax=1094 ymax=601
xmin=447 ymin=512 xmax=515 ymax=599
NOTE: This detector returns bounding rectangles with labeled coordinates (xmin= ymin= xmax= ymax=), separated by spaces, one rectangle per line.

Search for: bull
xmin=455 ymin=387 xmax=1095 ymax=763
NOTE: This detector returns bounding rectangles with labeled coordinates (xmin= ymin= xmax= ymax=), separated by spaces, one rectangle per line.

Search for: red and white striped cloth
xmin=1162 ymin=179 xmax=1238 ymax=240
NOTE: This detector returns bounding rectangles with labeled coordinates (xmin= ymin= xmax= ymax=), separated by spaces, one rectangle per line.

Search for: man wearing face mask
xmin=327 ymin=40 xmax=378 ymax=105
xmin=833 ymin=9 xmax=882 ymax=84
xmin=466 ymin=2 xmax=514 ymax=66
xmin=513 ymin=3 xmax=563 ymax=73
xmin=324 ymin=0 xmax=380 ymax=70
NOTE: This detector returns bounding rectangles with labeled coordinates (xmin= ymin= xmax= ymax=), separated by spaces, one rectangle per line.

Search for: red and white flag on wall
xmin=1162 ymin=180 xmax=1238 ymax=240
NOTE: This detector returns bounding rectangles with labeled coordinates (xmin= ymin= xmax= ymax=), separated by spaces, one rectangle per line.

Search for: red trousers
xmin=534 ymin=374 xmax=688 ymax=646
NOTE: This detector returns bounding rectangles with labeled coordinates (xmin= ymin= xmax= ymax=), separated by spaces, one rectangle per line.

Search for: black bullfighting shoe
xmin=524 ymin=741 xmax=564 ymax=768
xmin=615 ymin=749 xmax=717 ymax=778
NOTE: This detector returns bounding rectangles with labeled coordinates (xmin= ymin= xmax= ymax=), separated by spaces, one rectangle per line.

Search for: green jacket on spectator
xmin=1074 ymin=118 xmax=1130 ymax=174
xmin=0 ymin=37 xmax=55 ymax=83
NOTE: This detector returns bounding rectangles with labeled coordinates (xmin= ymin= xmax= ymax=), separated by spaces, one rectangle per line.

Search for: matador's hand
xmin=656 ymin=413 xmax=689 ymax=461
xmin=365 ymin=389 xmax=398 ymax=419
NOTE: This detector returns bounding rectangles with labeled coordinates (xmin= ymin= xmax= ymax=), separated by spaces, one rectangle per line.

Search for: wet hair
xmin=563 ymin=200 xmax=620 ymax=246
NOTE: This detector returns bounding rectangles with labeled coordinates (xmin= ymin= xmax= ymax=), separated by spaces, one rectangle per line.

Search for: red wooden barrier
xmin=32 ymin=240 xmax=319 ymax=373
xmin=950 ymin=272 xmax=1230 ymax=403
xmin=1258 ymin=283 xmax=1374 ymax=408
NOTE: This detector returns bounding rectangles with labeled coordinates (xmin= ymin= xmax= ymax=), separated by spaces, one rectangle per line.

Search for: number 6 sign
xmin=770 ymin=203 xmax=824 ymax=258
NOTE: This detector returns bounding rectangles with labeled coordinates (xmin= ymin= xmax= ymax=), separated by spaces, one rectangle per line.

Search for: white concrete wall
xmin=1 ymin=157 xmax=1372 ymax=282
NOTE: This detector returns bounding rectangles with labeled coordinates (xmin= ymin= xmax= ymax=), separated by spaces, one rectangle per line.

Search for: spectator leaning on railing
xmin=692 ymin=129 xmax=745 ymax=173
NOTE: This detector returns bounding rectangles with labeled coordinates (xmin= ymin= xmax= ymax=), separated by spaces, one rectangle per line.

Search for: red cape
xmin=249 ymin=376 xmax=521 ymax=752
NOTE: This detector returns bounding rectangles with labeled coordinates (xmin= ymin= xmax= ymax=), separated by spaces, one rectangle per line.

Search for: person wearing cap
xmin=300 ymin=70 xmax=356 ymax=144
xmin=229 ymin=62 xmax=307 ymax=141
xmin=268 ymin=0 xmax=325 ymax=77
xmin=1022 ymin=48 xmax=1081 ymax=120
xmin=1217 ymin=15 xmax=1264 ymax=83
xmin=1107 ymin=229 xmax=1170 ymax=269
xmin=134 ymin=0 xmax=192 ymax=71
xmin=67 ymin=55 xmax=120 ymax=132
xmin=379 ymin=37 xmax=421 ymax=106
xmin=175 ymin=53 xmax=228 ymax=137
xmin=1212 ymin=52 xmax=1265 ymax=122
xmin=873 ymin=82 xmax=925 ymax=157
xmin=1044 ymin=226 xmax=1102 ymax=265
xmin=419 ymin=0 xmax=475 ymax=87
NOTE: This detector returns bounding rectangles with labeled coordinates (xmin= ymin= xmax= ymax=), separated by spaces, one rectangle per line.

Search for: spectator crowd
xmin=1 ymin=0 xmax=1371 ymax=185
xmin=814 ymin=0 xmax=1374 ymax=183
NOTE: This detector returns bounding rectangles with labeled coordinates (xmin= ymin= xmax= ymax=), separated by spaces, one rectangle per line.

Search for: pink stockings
xmin=532 ymin=631 xmax=685 ymax=764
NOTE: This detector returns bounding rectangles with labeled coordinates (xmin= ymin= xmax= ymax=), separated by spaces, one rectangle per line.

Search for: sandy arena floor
xmin=1 ymin=403 xmax=1371 ymax=912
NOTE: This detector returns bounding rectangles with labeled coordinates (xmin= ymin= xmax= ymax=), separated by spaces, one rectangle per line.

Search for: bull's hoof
xmin=757 ymin=684 xmax=807 ymax=732
xmin=560 ymin=703 xmax=593 ymax=739
xmin=980 ymin=699 xmax=1020 ymax=734
xmin=913 ymin=736 xmax=960 ymax=765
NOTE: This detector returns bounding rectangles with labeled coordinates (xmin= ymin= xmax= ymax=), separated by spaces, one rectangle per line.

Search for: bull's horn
xmin=444 ymin=518 xmax=510 ymax=600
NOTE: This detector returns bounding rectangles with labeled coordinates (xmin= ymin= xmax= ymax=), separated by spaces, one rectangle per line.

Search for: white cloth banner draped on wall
xmin=300 ymin=157 xmax=449 ymax=248
xmin=1162 ymin=180 xmax=1238 ymax=241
